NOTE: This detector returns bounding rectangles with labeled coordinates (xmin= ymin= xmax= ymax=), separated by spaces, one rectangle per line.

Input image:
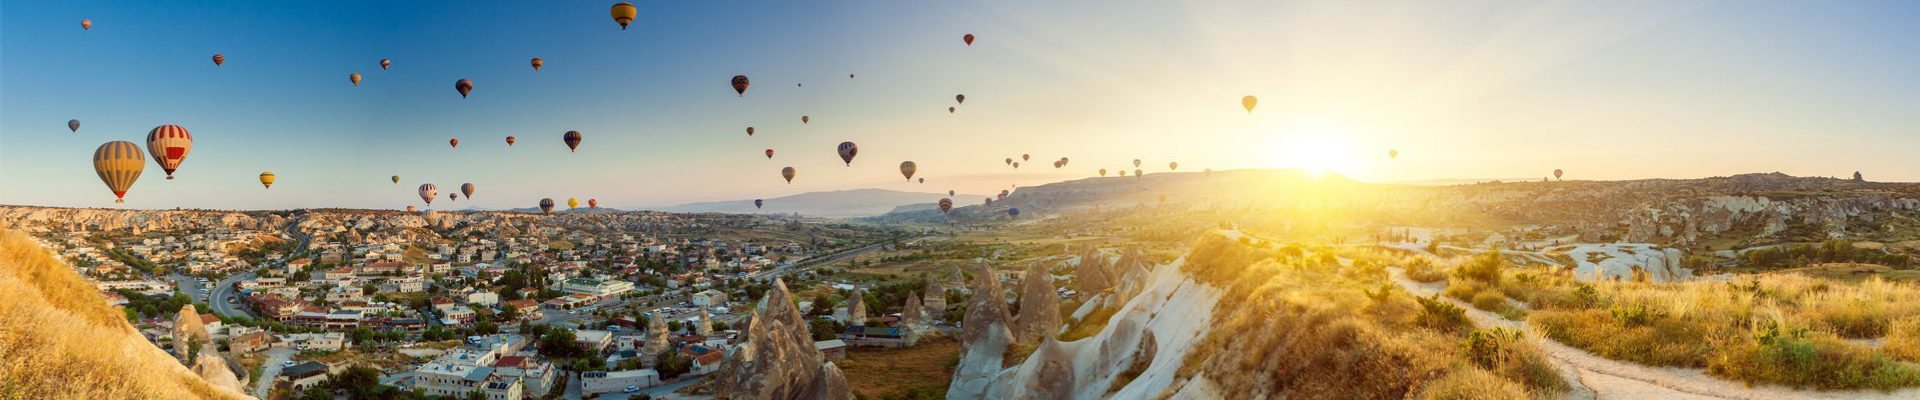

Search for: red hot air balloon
xmin=506 ymin=136 xmax=517 ymax=146
xmin=731 ymin=75 xmax=749 ymax=96
xmin=455 ymin=79 xmax=473 ymax=98
xmin=530 ymin=57 xmax=543 ymax=70
xmin=563 ymin=131 xmax=583 ymax=152
xmin=963 ymin=34 xmax=975 ymax=46
xmin=938 ymin=198 xmax=953 ymax=213
xmin=380 ymin=59 xmax=391 ymax=70
xmin=449 ymin=138 xmax=459 ymax=149
xmin=212 ymin=54 xmax=225 ymax=66
xmin=82 ymin=20 xmax=91 ymax=30
xmin=145 ymin=125 xmax=192 ymax=180
xmin=836 ymin=142 xmax=858 ymax=166
xmin=589 ymin=198 xmax=598 ymax=208
xmin=765 ymin=149 xmax=775 ymax=159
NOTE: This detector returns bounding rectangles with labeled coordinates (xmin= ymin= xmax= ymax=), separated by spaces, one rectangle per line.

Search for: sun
xmin=1274 ymin=131 xmax=1360 ymax=176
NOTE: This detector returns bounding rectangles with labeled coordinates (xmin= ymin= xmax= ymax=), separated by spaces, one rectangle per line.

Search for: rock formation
xmin=712 ymin=279 xmax=853 ymax=400
xmin=697 ymin=307 xmax=715 ymax=336
xmin=1075 ymin=247 xmax=1116 ymax=301
xmin=923 ymin=275 xmax=948 ymax=321
xmin=846 ymin=286 xmax=867 ymax=327
xmin=1013 ymin=262 xmax=1062 ymax=343
xmin=645 ymin=312 xmax=671 ymax=360
xmin=948 ymin=264 xmax=1015 ymax=399
xmin=172 ymin=305 xmax=248 ymax=396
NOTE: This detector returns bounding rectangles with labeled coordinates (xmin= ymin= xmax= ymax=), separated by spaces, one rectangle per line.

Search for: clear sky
xmin=6 ymin=0 xmax=1920 ymax=210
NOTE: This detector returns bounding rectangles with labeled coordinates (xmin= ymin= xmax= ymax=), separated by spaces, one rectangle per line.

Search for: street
xmin=208 ymin=217 xmax=308 ymax=319
xmin=250 ymin=347 xmax=297 ymax=399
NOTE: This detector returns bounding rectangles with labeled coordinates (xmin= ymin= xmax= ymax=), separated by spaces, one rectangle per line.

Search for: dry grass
xmin=834 ymin=336 xmax=959 ymax=399
xmin=0 ymin=228 xmax=252 ymax=400
xmin=1887 ymin=317 xmax=1920 ymax=362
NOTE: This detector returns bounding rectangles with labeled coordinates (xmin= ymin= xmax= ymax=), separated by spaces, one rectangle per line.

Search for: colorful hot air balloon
xmin=406 ymin=205 xmax=415 ymax=212
xmin=455 ymin=79 xmax=473 ymax=98
xmin=539 ymin=198 xmax=555 ymax=215
xmin=419 ymin=184 xmax=437 ymax=205
xmin=68 ymin=119 xmax=80 ymax=132
xmin=949 ymin=107 xmax=956 ymax=114
xmin=837 ymin=142 xmax=858 ymax=166
xmin=731 ymin=75 xmax=749 ymax=96
xmin=611 ymin=2 xmax=637 ymax=30
xmin=391 ymin=175 xmax=400 ymax=184
xmin=746 ymin=127 xmax=755 ymax=136
xmin=754 ymin=199 xmax=763 ymax=209
xmin=567 ymin=198 xmax=580 ymax=209
xmin=145 ymin=125 xmax=192 ymax=180
xmin=765 ymin=149 xmax=775 ymax=159
xmin=963 ymin=34 xmax=975 ymax=46
xmin=380 ymin=59 xmax=391 ymax=70
xmin=1008 ymin=208 xmax=1020 ymax=218
xmin=899 ymin=161 xmax=917 ymax=180
xmin=350 ymin=73 xmax=362 ymax=86
xmin=530 ymin=57 xmax=543 ymax=71
xmin=93 ymin=141 xmax=143 ymax=203
xmin=985 ymin=198 xmax=993 ymax=206
xmin=81 ymin=20 xmax=91 ymax=30
xmin=563 ymin=131 xmax=582 ymax=152
xmin=1100 ymin=168 xmax=1107 ymax=176
xmin=938 ymin=198 xmax=953 ymax=213
xmin=1022 ymin=154 xmax=1030 ymax=161
xmin=259 ymin=172 xmax=275 ymax=189
xmin=1554 ymin=169 xmax=1564 ymax=180
xmin=449 ymin=138 xmax=459 ymax=149
xmin=956 ymin=94 xmax=965 ymax=104
xmin=589 ymin=199 xmax=598 ymax=208
xmin=1242 ymin=95 xmax=1257 ymax=113
xmin=1389 ymin=149 xmax=1398 ymax=159
xmin=1133 ymin=159 xmax=1142 ymax=168
xmin=1169 ymin=162 xmax=1179 ymax=171
xmin=801 ymin=115 xmax=809 ymax=124
xmin=212 ymin=54 xmax=224 ymax=66
xmin=782 ymin=167 xmax=796 ymax=183
xmin=461 ymin=183 xmax=475 ymax=199
xmin=506 ymin=136 xmax=517 ymax=146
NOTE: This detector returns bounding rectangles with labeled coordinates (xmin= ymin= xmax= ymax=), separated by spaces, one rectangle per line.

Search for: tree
xmin=541 ymin=329 xmax=581 ymax=359
xmin=656 ymin=350 xmax=692 ymax=380
xmin=298 ymin=386 xmax=332 ymax=400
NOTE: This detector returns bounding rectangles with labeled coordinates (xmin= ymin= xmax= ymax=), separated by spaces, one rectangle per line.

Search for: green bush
xmin=1415 ymin=294 xmax=1471 ymax=332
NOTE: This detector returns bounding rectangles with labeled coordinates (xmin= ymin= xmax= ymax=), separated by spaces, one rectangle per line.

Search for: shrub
xmin=1405 ymin=257 xmax=1447 ymax=283
xmin=1460 ymin=327 xmax=1566 ymax=394
xmin=1470 ymin=291 xmax=1510 ymax=314
xmin=1453 ymin=252 xmax=1504 ymax=285
xmin=1415 ymin=366 xmax=1530 ymax=400
xmin=1887 ymin=317 xmax=1920 ymax=362
xmin=1608 ymin=303 xmax=1665 ymax=327
xmin=1415 ymin=294 xmax=1471 ymax=333
xmin=1709 ymin=322 xmax=1920 ymax=390
xmin=1443 ymin=280 xmax=1482 ymax=302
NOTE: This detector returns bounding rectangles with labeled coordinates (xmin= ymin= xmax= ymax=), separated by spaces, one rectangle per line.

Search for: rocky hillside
xmin=0 ymin=228 xmax=254 ymax=400
xmin=709 ymin=278 xmax=854 ymax=400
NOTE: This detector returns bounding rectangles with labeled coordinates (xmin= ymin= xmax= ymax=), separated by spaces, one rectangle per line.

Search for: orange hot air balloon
xmin=455 ymin=79 xmax=473 ymax=98
xmin=145 ymin=125 xmax=192 ymax=180
xmin=212 ymin=54 xmax=224 ymax=66
xmin=449 ymin=138 xmax=459 ymax=149
xmin=530 ymin=57 xmax=543 ymax=71
xmin=350 ymin=73 xmax=362 ymax=86
xmin=81 ymin=20 xmax=91 ymax=30
xmin=746 ymin=127 xmax=755 ymax=136
xmin=589 ymin=199 xmax=598 ymax=208
xmin=407 ymin=206 xmax=416 ymax=212
xmin=765 ymin=149 xmax=774 ymax=159
xmin=611 ymin=2 xmax=637 ymax=30
xmin=938 ymin=198 xmax=953 ymax=213
xmin=731 ymin=75 xmax=749 ymax=96
xmin=93 ymin=141 xmax=144 ymax=203
xmin=963 ymin=34 xmax=975 ymax=46
xmin=781 ymin=167 xmax=796 ymax=183
xmin=506 ymin=136 xmax=517 ymax=146
xmin=380 ymin=59 xmax=391 ymax=69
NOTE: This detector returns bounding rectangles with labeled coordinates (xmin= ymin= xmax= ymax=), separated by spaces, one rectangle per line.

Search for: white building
xmin=580 ymin=369 xmax=660 ymax=395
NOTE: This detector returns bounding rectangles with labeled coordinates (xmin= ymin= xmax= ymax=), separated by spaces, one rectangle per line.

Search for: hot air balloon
xmin=1554 ymin=169 xmax=1564 ymax=180
xmin=145 ymin=125 xmax=192 ymax=180
xmin=1242 ymin=95 xmax=1257 ymax=113
xmin=938 ymin=198 xmax=953 ymax=213
xmin=450 ymin=193 xmax=458 ymax=201
xmin=567 ymin=198 xmax=580 ymax=209
xmin=563 ymin=131 xmax=582 ymax=152
xmin=1134 ymin=169 xmax=1143 ymax=178
xmin=1133 ymin=159 xmax=1142 ymax=168
xmin=949 ymin=190 xmax=956 ymax=196
xmin=731 ymin=75 xmax=749 ymax=96
xmin=450 ymin=138 xmax=459 ymax=149
xmin=1169 ymin=162 xmax=1179 ymax=171
xmin=1012 ymin=162 xmax=1020 ymax=169
xmin=259 ymin=172 xmax=275 ymax=189
xmin=1004 ymin=158 xmax=1012 ymax=165
xmin=419 ymin=184 xmax=437 ymax=205
xmin=949 ymin=107 xmax=956 ymax=114
xmin=956 ymin=94 xmax=965 ymax=104
xmin=1119 ymin=170 xmax=1127 ymax=177
xmin=781 ymin=167 xmax=796 ymax=183
xmin=1099 ymin=168 xmax=1108 ymax=177
xmin=837 ymin=142 xmax=858 ymax=166
xmin=506 ymin=136 xmax=517 ymax=146
xmin=81 ymin=20 xmax=91 ymax=30
xmin=461 ymin=183 xmax=475 ymax=199
xmin=391 ymin=175 xmax=400 ymax=184
xmin=455 ymin=79 xmax=473 ymax=98
xmin=801 ymin=116 xmax=809 ymax=124
xmin=985 ymin=198 xmax=993 ymax=206
xmin=530 ymin=57 xmax=543 ymax=71
xmin=1052 ymin=160 xmax=1061 ymax=168
xmin=918 ymin=178 xmax=925 ymax=184
xmin=611 ymin=2 xmax=637 ymax=30
xmin=998 ymin=190 xmax=1008 ymax=201
xmin=212 ymin=54 xmax=224 ymax=66
xmin=1022 ymin=154 xmax=1030 ymax=161
xmin=746 ymin=127 xmax=755 ymax=136
xmin=899 ymin=161 xmax=917 ymax=180
xmin=1388 ymin=149 xmax=1398 ymax=159
xmin=765 ymin=149 xmax=775 ymax=159
xmin=93 ymin=141 xmax=143 ymax=203
xmin=589 ymin=199 xmax=598 ymax=208
xmin=754 ymin=199 xmax=763 ymax=209
xmin=1008 ymin=208 xmax=1020 ymax=218
xmin=407 ymin=206 xmax=416 ymax=212
xmin=1059 ymin=157 xmax=1069 ymax=166
xmin=380 ymin=59 xmax=391 ymax=70
xmin=963 ymin=34 xmax=975 ymax=46
xmin=539 ymin=198 xmax=555 ymax=215
xmin=68 ymin=119 xmax=80 ymax=132
xmin=850 ymin=74 xmax=855 ymax=79
xmin=349 ymin=73 xmax=361 ymax=86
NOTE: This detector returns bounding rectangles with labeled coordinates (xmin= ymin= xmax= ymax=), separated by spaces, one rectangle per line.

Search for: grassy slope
xmin=0 ymin=228 xmax=251 ymax=400
xmin=834 ymin=336 xmax=959 ymax=399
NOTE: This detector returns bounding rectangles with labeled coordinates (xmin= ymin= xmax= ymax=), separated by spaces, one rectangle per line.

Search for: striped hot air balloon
xmin=539 ymin=198 xmax=555 ymax=215
xmin=380 ymin=59 xmax=391 ymax=70
xmin=406 ymin=205 xmax=415 ymax=212
xmin=211 ymin=54 xmax=224 ymax=66
xmin=589 ymin=199 xmax=598 ymax=208
xmin=350 ymin=73 xmax=361 ymax=86
xmin=259 ymin=172 xmax=275 ymax=189
xmin=837 ymin=142 xmax=858 ymax=166
xmin=93 ymin=141 xmax=144 ymax=203
xmin=530 ymin=57 xmax=543 ymax=71
xmin=611 ymin=2 xmax=637 ymax=30
xmin=419 ymin=184 xmax=437 ymax=205
xmin=899 ymin=161 xmax=916 ymax=180
xmin=145 ymin=125 xmax=192 ymax=180
xmin=506 ymin=136 xmax=516 ymax=146
xmin=563 ymin=131 xmax=582 ymax=152
xmin=753 ymin=199 xmax=763 ymax=209
xmin=938 ymin=198 xmax=953 ymax=213
xmin=781 ymin=167 xmax=796 ymax=183
xmin=461 ymin=183 xmax=475 ymax=199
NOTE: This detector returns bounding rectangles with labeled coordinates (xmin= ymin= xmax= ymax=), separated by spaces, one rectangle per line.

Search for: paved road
xmin=167 ymin=273 xmax=210 ymax=304
xmin=251 ymin=347 xmax=297 ymax=399
xmin=209 ymin=217 xmax=308 ymax=319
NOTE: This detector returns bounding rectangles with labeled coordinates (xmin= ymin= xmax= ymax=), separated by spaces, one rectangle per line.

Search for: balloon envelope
xmin=93 ymin=141 xmax=144 ymax=203
xmin=391 ymin=175 xmax=399 ymax=184
xmin=611 ymin=2 xmax=637 ymax=29
xmin=461 ymin=183 xmax=475 ymax=199
xmin=259 ymin=172 xmax=275 ymax=189
xmin=963 ymin=34 xmax=975 ymax=46
xmin=145 ymin=125 xmax=192 ymax=180
xmin=568 ymin=198 xmax=580 ymax=209
xmin=68 ymin=119 xmax=80 ymax=132
xmin=506 ymin=136 xmax=517 ymax=146
xmin=350 ymin=73 xmax=361 ymax=86
xmin=455 ymin=79 xmax=473 ymax=98
xmin=530 ymin=57 xmax=543 ymax=70
xmin=380 ymin=59 xmax=390 ymax=69
xmin=1242 ymin=95 xmax=1257 ymax=113
xmin=781 ymin=167 xmax=796 ymax=183
xmin=418 ymin=184 xmax=437 ymax=205
xmin=837 ymin=142 xmax=858 ymax=166
xmin=589 ymin=199 xmax=598 ymax=208
xmin=563 ymin=131 xmax=583 ymax=152
xmin=81 ymin=20 xmax=91 ymax=30
xmin=731 ymin=75 xmax=749 ymax=96
xmin=899 ymin=161 xmax=917 ymax=180
xmin=754 ymin=199 xmax=763 ymax=209
xmin=539 ymin=198 xmax=555 ymax=214
xmin=938 ymin=198 xmax=953 ymax=213
xmin=212 ymin=54 xmax=224 ymax=66
xmin=746 ymin=127 xmax=755 ymax=136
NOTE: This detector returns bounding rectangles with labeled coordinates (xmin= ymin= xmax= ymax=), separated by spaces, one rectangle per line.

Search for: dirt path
xmin=1387 ymin=268 xmax=1920 ymax=400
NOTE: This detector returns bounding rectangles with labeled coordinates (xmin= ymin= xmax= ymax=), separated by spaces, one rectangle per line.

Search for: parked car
xmin=625 ymin=386 xmax=639 ymax=393
xmin=282 ymin=360 xmax=295 ymax=367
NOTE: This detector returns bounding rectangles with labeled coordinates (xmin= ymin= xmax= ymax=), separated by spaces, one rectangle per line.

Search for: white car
xmin=282 ymin=360 xmax=295 ymax=367
xmin=624 ymin=386 xmax=639 ymax=393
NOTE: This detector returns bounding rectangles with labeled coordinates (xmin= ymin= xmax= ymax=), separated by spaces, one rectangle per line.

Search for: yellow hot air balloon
xmin=93 ymin=141 xmax=144 ymax=203
xmin=1242 ymin=95 xmax=1257 ymax=113
xmin=350 ymin=73 xmax=361 ymax=86
xmin=259 ymin=172 xmax=276 ymax=189
xmin=899 ymin=161 xmax=917 ymax=180
xmin=782 ymin=166 xmax=796 ymax=183
xmin=611 ymin=2 xmax=637 ymax=30
xmin=568 ymin=198 xmax=580 ymax=209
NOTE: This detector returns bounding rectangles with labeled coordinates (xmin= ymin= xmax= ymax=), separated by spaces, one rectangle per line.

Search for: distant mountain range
xmin=646 ymin=188 xmax=971 ymax=218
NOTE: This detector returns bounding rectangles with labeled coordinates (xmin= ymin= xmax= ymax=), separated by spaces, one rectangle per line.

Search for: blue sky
xmin=6 ymin=1 xmax=1920 ymax=210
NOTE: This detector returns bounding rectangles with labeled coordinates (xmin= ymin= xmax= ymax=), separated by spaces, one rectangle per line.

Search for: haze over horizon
xmin=8 ymin=0 xmax=1920 ymax=211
